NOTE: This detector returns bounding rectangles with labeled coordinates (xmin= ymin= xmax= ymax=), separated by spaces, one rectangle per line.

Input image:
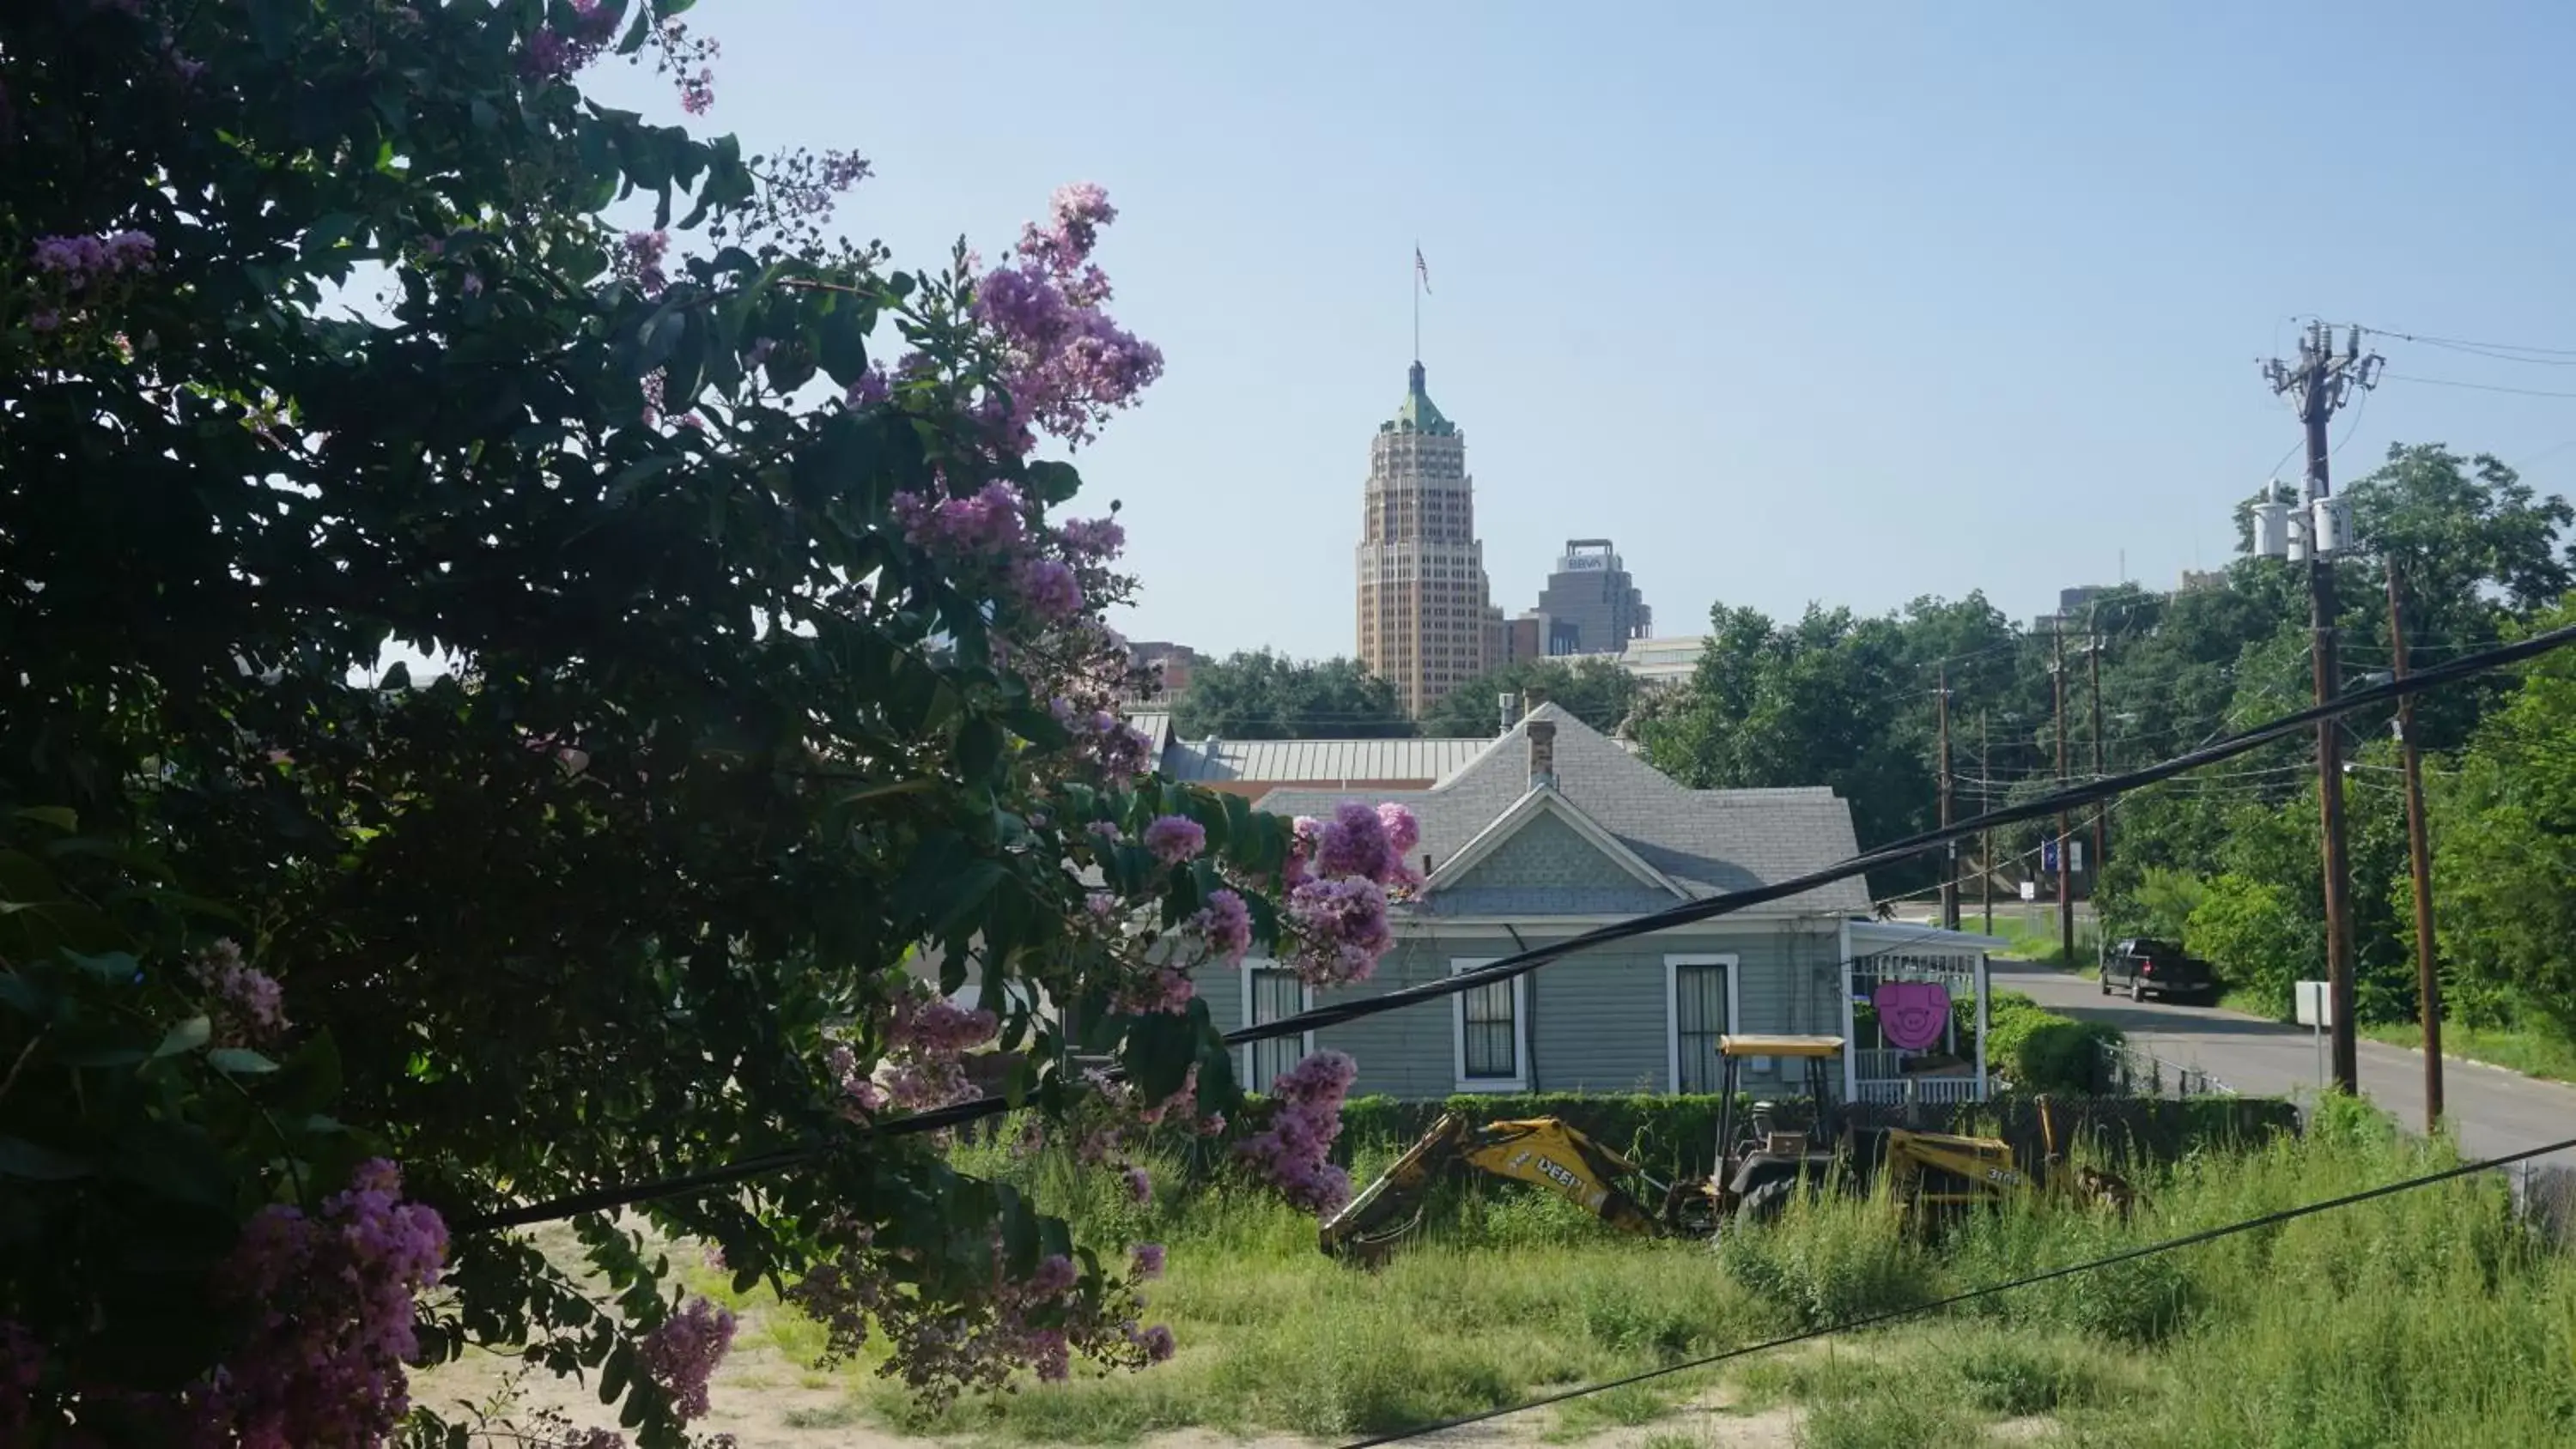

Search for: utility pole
xmin=2263 ymin=321 xmax=2381 ymax=1095
xmin=2053 ymin=622 xmax=2073 ymax=967
xmin=1937 ymin=665 xmax=1958 ymax=931
xmin=1978 ymin=711 xmax=1994 ymax=936
xmin=2387 ymin=555 xmax=2442 ymax=1131
xmin=2087 ymin=607 xmax=2108 ymax=900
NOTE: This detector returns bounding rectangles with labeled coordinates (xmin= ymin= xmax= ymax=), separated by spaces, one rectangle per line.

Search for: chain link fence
xmin=2097 ymin=1040 xmax=2234 ymax=1100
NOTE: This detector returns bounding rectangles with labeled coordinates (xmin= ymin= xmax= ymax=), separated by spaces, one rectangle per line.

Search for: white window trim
xmin=1450 ymin=957 xmax=1528 ymax=1092
xmin=1238 ymin=957 xmax=1314 ymax=1087
xmin=1664 ymin=953 xmax=1742 ymax=1094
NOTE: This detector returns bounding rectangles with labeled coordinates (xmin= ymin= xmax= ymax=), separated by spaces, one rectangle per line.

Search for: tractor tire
xmin=1736 ymin=1176 xmax=1799 ymax=1226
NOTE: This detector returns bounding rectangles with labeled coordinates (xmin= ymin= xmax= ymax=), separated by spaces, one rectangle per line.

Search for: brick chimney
xmin=1528 ymin=718 xmax=1557 ymax=790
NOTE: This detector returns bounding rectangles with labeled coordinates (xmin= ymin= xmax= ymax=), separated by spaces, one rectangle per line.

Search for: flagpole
xmin=1412 ymin=245 xmax=1420 ymax=362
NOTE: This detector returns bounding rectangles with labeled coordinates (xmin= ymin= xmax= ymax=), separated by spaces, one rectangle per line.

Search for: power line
xmin=448 ymin=616 xmax=2576 ymax=1235
xmin=2384 ymin=373 xmax=2576 ymax=401
xmin=1331 ymin=1131 xmax=2576 ymax=1449
xmin=2360 ymin=324 xmax=2576 ymax=361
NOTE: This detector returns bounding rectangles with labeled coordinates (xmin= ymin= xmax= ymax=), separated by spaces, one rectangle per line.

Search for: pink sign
xmin=1873 ymin=981 xmax=1952 ymax=1052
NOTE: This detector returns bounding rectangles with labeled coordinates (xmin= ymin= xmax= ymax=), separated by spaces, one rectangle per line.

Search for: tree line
xmin=1167 ymin=444 xmax=2576 ymax=1044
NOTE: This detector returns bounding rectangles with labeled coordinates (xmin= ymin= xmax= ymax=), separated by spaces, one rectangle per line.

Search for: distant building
xmin=1355 ymin=361 xmax=1497 ymax=715
xmin=1127 ymin=640 xmax=1205 ymax=702
xmin=1618 ymin=635 xmax=1704 ymax=686
xmin=1498 ymin=613 xmax=1543 ymax=664
xmin=2177 ymin=569 xmax=2226 ymax=594
xmin=1516 ymin=539 xmax=1653 ymax=658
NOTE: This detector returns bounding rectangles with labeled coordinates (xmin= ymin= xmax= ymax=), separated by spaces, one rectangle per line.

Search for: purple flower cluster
xmin=1273 ymin=802 xmax=1417 ymax=986
xmin=32 ymin=230 xmax=155 ymax=285
xmin=1130 ymin=1243 xmax=1165 ymax=1281
xmin=1012 ymin=556 xmax=1084 ymax=621
xmin=192 ymin=938 xmax=289 ymax=1044
xmin=972 ymin=184 xmax=1165 ymax=449
xmin=843 ymin=360 xmax=892 ymax=409
xmin=1236 ymin=1051 xmax=1358 ymax=1213
xmin=1116 ymin=964 xmax=1194 ymax=1016
xmin=519 ymin=0 xmax=617 ymax=82
xmin=1070 ymin=709 xmax=1152 ymax=784
xmin=1056 ymin=515 xmax=1126 ymax=563
xmin=200 ymin=1160 xmax=449 ymax=1444
xmin=1122 ymin=1166 xmax=1153 ymax=1203
xmin=1192 ymin=888 xmax=1252 ymax=964
xmin=641 ymin=1298 xmax=737 ymax=1421
xmin=677 ymin=67 xmax=715 ymax=115
xmin=788 ymin=1217 xmax=1171 ymax=1404
xmin=619 ymin=229 xmax=670 ymax=297
xmin=1141 ymin=814 xmax=1206 ymax=866
xmin=890 ymin=481 xmax=1030 ymax=556
xmin=851 ymin=986 xmax=999 ymax=1113
xmin=1282 ymin=876 xmax=1393 ymax=988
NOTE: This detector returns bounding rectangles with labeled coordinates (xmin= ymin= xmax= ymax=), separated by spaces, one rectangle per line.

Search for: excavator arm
xmin=1320 ymin=1114 xmax=1671 ymax=1261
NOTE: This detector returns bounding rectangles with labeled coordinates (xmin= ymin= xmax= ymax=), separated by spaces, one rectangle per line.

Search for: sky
xmin=582 ymin=0 xmax=2576 ymax=662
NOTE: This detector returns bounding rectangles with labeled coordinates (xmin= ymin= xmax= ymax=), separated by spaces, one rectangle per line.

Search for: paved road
xmin=1990 ymin=961 xmax=2576 ymax=1174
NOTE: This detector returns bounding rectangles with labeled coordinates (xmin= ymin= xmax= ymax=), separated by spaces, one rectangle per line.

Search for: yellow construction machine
xmin=1318 ymin=1034 xmax=2134 ymax=1262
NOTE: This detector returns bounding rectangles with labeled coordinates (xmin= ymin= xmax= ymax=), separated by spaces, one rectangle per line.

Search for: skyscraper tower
xmin=1356 ymin=361 xmax=1496 ymax=716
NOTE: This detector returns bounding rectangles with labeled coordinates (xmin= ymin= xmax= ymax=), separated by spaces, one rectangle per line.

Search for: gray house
xmin=1194 ymin=704 xmax=2004 ymax=1105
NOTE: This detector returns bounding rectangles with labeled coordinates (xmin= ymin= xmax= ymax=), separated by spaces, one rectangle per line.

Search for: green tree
xmin=0 ymin=6 xmax=1404 ymax=1442
xmin=1641 ymin=601 xmax=1941 ymax=880
xmin=1417 ymin=655 xmax=1643 ymax=738
xmin=1170 ymin=650 xmax=1413 ymax=740
xmin=2428 ymin=598 xmax=2576 ymax=1040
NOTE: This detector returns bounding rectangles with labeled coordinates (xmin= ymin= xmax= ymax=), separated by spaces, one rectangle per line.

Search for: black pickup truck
xmin=2099 ymin=937 xmax=2217 ymax=1004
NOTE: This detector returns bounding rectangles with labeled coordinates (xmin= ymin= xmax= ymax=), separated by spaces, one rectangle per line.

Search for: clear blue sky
xmin=587 ymin=1 xmax=2576 ymax=662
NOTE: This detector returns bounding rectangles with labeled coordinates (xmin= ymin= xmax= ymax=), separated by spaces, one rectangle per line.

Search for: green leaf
xmin=9 ymin=807 xmax=76 ymax=834
xmin=635 ymin=306 xmax=684 ymax=374
xmin=956 ymin=716 xmax=1003 ymax=782
xmin=1120 ymin=1007 xmax=1206 ymax=1104
xmin=599 ymin=1339 xmax=634 ymax=1404
xmin=108 ymin=1121 xmax=236 ymax=1213
xmin=0 ymin=1137 xmax=92 ymax=1181
xmin=817 ymin=297 xmax=871 ymax=388
xmin=155 ymin=1016 xmax=212 ymax=1058
xmin=207 ymin=1048 xmax=279 ymax=1075
xmin=68 ymin=950 xmax=140 ymax=985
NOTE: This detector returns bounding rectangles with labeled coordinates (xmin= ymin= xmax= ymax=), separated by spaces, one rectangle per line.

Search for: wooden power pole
xmin=2263 ymin=321 xmax=2380 ymax=1095
xmin=2387 ymin=555 xmax=2443 ymax=1131
xmin=2053 ymin=623 xmax=2073 ymax=967
xmin=2087 ymin=611 xmax=2108 ymax=886
xmin=1938 ymin=665 xmax=1958 ymax=931
xmin=1978 ymin=711 xmax=1994 ymax=936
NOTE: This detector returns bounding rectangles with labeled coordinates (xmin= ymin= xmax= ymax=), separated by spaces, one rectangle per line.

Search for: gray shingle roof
xmin=1255 ymin=703 xmax=1872 ymax=917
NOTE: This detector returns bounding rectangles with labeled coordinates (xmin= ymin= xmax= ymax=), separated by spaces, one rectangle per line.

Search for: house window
xmin=1242 ymin=961 xmax=1312 ymax=1092
xmin=1452 ymin=958 xmax=1527 ymax=1090
xmin=1667 ymin=954 xmax=1739 ymax=1094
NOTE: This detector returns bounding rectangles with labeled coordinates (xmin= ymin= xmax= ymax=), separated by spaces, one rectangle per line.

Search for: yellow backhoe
xmin=1318 ymin=1034 xmax=2134 ymax=1262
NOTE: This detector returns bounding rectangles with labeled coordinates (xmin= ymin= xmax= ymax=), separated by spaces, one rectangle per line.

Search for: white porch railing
xmin=1852 ymin=1076 xmax=1985 ymax=1107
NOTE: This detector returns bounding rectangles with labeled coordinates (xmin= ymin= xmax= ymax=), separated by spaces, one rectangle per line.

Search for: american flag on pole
xmin=1414 ymin=246 xmax=1431 ymax=294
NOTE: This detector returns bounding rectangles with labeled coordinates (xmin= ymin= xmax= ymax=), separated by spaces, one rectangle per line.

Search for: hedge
xmin=1296 ymin=1089 xmax=2300 ymax=1184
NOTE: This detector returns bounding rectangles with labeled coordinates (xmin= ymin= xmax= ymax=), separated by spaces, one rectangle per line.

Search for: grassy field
xmin=2359 ymin=1020 xmax=2576 ymax=1087
xmin=417 ymin=1100 xmax=2576 ymax=1446
xmin=603 ymin=1100 xmax=2569 ymax=1447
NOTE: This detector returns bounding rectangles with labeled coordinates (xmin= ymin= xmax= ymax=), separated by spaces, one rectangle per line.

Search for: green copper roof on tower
xmin=1382 ymin=359 xmax=1455 ymax=435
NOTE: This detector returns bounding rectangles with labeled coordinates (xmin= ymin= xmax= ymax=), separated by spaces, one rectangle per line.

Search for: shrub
xmin=1716 ymin=1189 xmax=1934 ymax=1331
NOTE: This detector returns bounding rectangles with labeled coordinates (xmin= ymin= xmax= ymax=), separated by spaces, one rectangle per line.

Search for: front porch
xmin=1835 ymin=920 xmax=2008 ymax=1108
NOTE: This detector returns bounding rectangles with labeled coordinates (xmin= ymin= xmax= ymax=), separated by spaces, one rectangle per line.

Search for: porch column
xmin=1973 ymin=949 xmax=1990 ymax=1100
xmin=1838 ymin=919 xmax=1857 ymax=1104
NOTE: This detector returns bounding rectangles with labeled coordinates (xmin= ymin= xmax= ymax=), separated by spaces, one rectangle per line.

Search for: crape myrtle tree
xmin=0 ymin=2 xmax=1414 ymax=1444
